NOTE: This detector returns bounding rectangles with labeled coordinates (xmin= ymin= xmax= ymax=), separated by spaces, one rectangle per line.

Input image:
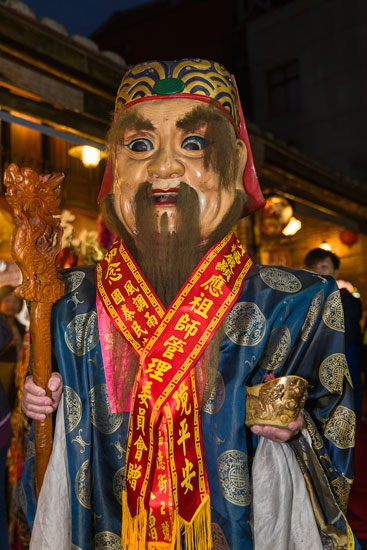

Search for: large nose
xmin=147 ymin=142 xmax=185 ymax=180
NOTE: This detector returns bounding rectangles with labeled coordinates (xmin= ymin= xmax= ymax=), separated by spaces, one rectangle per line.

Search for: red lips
xmin=152 ymin=188 xmax=179 ymax=205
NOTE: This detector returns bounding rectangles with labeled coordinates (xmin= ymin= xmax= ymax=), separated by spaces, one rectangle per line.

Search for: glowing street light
xmin=68 ymin=145 xmax=106 ymax=168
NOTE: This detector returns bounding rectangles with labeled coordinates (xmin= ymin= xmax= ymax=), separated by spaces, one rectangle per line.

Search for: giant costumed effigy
xmin=16 ymin=59 xmax=358 ymax=549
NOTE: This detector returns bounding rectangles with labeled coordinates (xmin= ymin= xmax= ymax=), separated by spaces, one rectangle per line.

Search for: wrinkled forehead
xmin=115 ymin=59 xmax=240 ymax=131
xmin=113 ymin=98 xmax=235 ymax=136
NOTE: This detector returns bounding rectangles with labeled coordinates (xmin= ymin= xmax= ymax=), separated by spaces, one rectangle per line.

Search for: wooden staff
xmin=4 ymin=163 xmax=64 ymax=496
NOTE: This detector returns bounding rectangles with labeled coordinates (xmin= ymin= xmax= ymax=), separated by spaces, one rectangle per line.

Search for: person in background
xmin=304 ymin=248 xmax=363 ymax=414
xmin=0 ymin=313 xmax=13 ymax=550
xmin=0 ymin=285 xmax=26 ymax=409
xmin=305 ymin=247 xmax=366 ymax=549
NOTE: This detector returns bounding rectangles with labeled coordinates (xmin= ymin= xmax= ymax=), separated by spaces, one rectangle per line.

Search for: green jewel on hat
xmin=153 ymin=77 xmax=185 ymax=95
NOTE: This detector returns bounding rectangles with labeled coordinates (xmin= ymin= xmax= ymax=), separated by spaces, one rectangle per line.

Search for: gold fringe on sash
xmin=121 ymin=491 xmax=213 ymax=550
xmin=179 ymin=495 xmax=212 ymax=550
xmin=121 ymin=491 xmax=148 ymax=550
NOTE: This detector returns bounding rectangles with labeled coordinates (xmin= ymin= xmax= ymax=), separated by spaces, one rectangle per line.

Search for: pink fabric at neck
xmin=96 ymin=293 xmax=133 ymax=413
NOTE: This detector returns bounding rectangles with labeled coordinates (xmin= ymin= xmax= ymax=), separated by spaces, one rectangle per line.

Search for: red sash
xmin=96 ymin=231 xmax=253 ymax=550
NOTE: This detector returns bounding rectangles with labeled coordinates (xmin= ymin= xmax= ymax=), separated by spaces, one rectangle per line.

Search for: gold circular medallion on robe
xmin=93 ymin=531 xmax=121 ymax=549
xmin=225 ymin=302 xmax=266 ymax=346
xmin=319 ymin=353 xmax=352 ymax=394
xmin=75 ymin=458 xmax=91 ymax=509
xmin=202 ymin=372 xmax=226 ymax=414
xmin=64 ymin=385 xmax=83 ymax=434
xmin=258 ymin=324 xmax=291 ymax=371
xmin=113 ymin=466 xmax=125 ymax=505
xmin=301 ymin=289 xmax=324 ymax=342
xmin=89 ymin=383 xmax=124 ymax=434
xmin=65 ymin=311 xmax=99 ymax=356
xmin=322 ymin=290 xmax=345 ymax=332
xmin=259 ymin=267 xmax=302 ymax=293
xmin=211 ymin=523 xmax=230 ymax=550
xmin=217 ymin=449 xmax=251 ymax=506
xmin=324 ymin=406 xmax=355 ymax=449
xmin=63 ymin=270 xmax=85 ymax=294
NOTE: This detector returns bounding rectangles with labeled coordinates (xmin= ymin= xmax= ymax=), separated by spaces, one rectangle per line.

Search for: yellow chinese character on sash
xmin=162 ymin=521 xmax=171 ymax=541
xmin=216 ymin=258 xmax=232 ymax=281
xmin=230 ymin=242 xmax=245 ymax=263
xmin=158 ymin=473 xmax=168 ymax=494
xmin=175 ymin=314 xmax=201 ymax=339
xmin=136 ymin=407 xmax=146 ymax=435
xmin=157 ymin=449 xmax=166 ymax=470
xmin=105 ymin=248 xmax=122 ymax=284
xmin=127 ymin=462 xmax=142 ymax=491
xmin=134 ymin=435 xmax=148 ymax=461
xmin=181 ymin=458 xmax=196 ymax=494
xmin=200 ymin=274 xmax=226 ymax=297
xmin=145 ymin=358 xmax=172 ymax=382
xmin=124 ymin=280 xmax=139 ymax=295
xmin=224 ymin=251 xmax=236 ymax=272
xmin=145 ymin=312 xmax=158 ymax=328
xmin=173 ymin=381 xmax=191 ymax=415
xmin=178 ymin=418 xmax=191 ymax=456
xmin=189 ymin=293 xmax=214 ymax=319
xmin=148 ymin=511 xmax=158 ymax=541
xmin=121 ymin=304 xmax=135 ymax=321
xmin=162 ymin=335 xmax=186 ymax=359
xmin=106 ymin=263 xmax=122 ymax=284
xmin=111 ymin=288 xmax=125 ymax=305
xmin=138 ymin=381 xmax=153 ymax=408
xmin=132 ymin=294 xmax=148 ymax=312
xmin=105 ymin=247 xmax=117 ymax=264
xmin=132 ymin=321 xmax=148 ymax=338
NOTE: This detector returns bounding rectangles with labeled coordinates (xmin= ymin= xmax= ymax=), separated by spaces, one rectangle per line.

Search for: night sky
xmin=23 ymin=0 xmax=154 ymax=36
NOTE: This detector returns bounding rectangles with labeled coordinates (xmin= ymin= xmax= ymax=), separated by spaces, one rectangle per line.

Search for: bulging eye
xmin=182 ymin=136 xmax=206 ymax=151
xmin=127 ymin=138 xmax=154 ymax=152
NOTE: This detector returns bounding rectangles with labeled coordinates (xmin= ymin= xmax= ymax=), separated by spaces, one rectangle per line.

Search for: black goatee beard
xmin=100 ymin=182 xmax=244 ymax=404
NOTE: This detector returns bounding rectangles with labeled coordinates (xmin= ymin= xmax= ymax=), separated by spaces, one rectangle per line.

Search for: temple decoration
xmin=261 ymin=196 xmax=293 ymax=236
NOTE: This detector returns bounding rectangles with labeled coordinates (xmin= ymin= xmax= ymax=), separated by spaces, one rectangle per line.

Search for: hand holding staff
xmin=4 ymin=163 xmax=64 ymax=496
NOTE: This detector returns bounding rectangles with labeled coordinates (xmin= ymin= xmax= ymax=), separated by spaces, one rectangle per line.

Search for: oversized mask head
xmin=100 ymin=59 xmax=264 ymax=241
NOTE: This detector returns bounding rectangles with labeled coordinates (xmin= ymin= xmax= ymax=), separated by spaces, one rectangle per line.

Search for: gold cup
xmin=245 ymin=375 xmax=308 ymax=428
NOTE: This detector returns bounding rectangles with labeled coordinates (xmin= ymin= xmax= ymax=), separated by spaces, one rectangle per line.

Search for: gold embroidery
xmin=218 ymin=450 xmax=251 ymax=506
xmin=319 ymin=353 xmax=352 ymax=394
xmin=324 ymin=406 xmax=355 ymax=449
xmin=322 ymin=290 xmax=345 ymax=332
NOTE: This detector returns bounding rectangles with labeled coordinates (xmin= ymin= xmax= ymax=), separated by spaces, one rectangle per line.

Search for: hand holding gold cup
xmin=245 ymin=375 xmax=308 ymax=428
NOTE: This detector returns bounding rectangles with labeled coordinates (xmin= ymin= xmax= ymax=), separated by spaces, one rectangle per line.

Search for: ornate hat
xmin=99 ymin=59 xmax=265 ymax=215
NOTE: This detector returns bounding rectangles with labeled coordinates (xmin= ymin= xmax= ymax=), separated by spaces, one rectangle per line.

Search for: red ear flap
xmin=97 ymin=157 xmax=113 ymax=204
xmin=231 ymin=76 xmax=266 ymax=216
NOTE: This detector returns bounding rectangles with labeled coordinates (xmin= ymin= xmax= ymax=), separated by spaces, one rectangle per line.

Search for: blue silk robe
xmin=22 ymin=263 xmax=358 ymax=549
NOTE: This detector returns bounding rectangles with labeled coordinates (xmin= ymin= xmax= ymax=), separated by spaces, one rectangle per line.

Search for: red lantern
xmin=339 ymin=230 xmax=358 ymax=246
